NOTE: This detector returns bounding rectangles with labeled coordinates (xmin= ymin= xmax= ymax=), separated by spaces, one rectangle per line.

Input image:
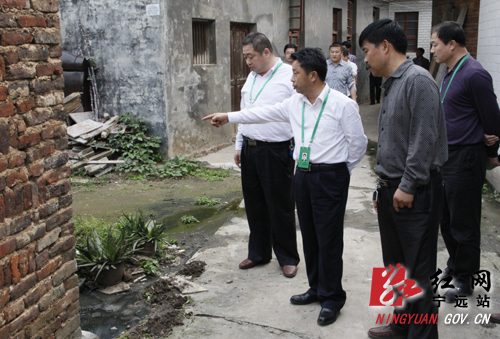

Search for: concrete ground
xmin=169 ymin=102 xmax=500 ymax=339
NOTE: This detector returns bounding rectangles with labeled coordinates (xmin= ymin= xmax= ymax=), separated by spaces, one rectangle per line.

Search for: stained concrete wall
xmin=59 ymin=0 xmax=168 ymax=153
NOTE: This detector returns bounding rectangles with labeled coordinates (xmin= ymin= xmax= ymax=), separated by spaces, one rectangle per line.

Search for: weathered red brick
xmin=6 ymin=63 xmax=36 ymax=80
xmin=0 ymin=288 xmax=9 ymax=309
xmin=0 ymin=176 xmax=5 ymax=189
xmin=9 ymin=304 xmax=39 ymax=333
xmin=6 ymin=170 xmax=28 ymax=187
xmin=52 ymin=286 xmax=78 ymax=317
xmin=4 ymin=48 xmax=19 ymax=65
xmin=26 ymin=307 xmax=54 ymax=337
xmin=10 ymin=253 xmax=20 ymax=283
xmin=60 ymin=247 xmax=75 ymax=264
xmin=9 ymin=213 xmax=31 ymax=236
xmin=1 ymin=32 xmax=33 ymax=46
xmin=0 ymin=324 xmax=8 ymax=339
xmin=16 ymin=118 xmax=26 ymax=134
xmin=0 ymin=56 xmax=5 ymax=82
xmin=22 ymin=182 xmax=31 ymax=210
xmin=41 ymin=170 xmax=57 ymax=184
xmin=18 ymin=250 xmax=28 ymax=277
xmin=30 ymin=76 xmax=64 ymax=94
xmin=49 ymin=236 xmax=75 ymax=258
xmin=58 ymin=194 xmax=71 ymax=209
xmin=4 ymin=297 xmax=24 ymax=322
xmin=0 ymin=0 xmax=27 ymax=9
xmin=53 ymin=137 xmax=67 ymax=150
xmin=0 ymin=86 xmax=7 ymax=101
xmin=0 ymin=102 xmax=15 ymax=117
xmin=26 ymin=142 xmax=55 ymax=163
xmin=0 ymin=122 xmax=9 ymax=154
xmin=36 ymin=256 xmax=61 ymax=281
xmin=63 ymin=274 xmax=78 ymax=291
xmin=31 ymin=0 xmax=59 ymax=12
xmin=18 ymin=16 xmax=47 ymax=28
xmin=35 ymin=63 xmax=54 ymax=77
xmin=8 ymin=151 xmax=25 ymax=168
xmin=0 ymin=238 xmax=15 ymax=259
xmin=27 ymin=246 xmax=35 ymax=273
xmin=17 ymin=99 xmax=35 ymax=114
xmin=24 ymin=279 xmax=51 ymax=308
xmin=45 ymin=207 xmax=71 ymax=232
xmin=8 ymin=118 xmax=18 ymax=149
xmin=35 ymin=250 xmax=48 ymax=270
xmin=33 ymin=28 xmax=60 ymax=44
xmin=48 ymin=45 xmax=61 ymax=58
xmin=0 ymin=194 xmax=4 ymax=222
xmin=28 ymin=161 xmax=44 ymax=177
xmin=44 ymin=152 xmax=67 ymax=170
xmin=45 ymin=14 xmax=59 ymax=29
xmin=0 ymin=155 xmax=8 ymax=171
xmin=24 ymin=108 xmax=52 ymax=127
xmin=3 ymin=187 xmax=14 ymax=218
xmin=0 ymin=13 xmax=16 ymax=28
xmin=3 ymin=261 xmax=11 ymax=285
xmin=10 ymin=273 xmax=36 ymax=300
xmin=18 ymin=45 xmax=49 ymax=62
xmin=18 ymin=130 xmax=41 ymax=149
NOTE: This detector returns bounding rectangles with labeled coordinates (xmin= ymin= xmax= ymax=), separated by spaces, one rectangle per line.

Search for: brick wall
xmin=0 ymin=1 xmax=80 ymax=339
xmin=435 ymin=0 xmax=480 ymax=58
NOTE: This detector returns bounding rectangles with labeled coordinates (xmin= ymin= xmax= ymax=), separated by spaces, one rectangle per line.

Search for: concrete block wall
xmin=477 ymin=0 xmax=500 ymax=190
xmin=0 ymin=1 xmax=80 ymax=339
xmin=388 ymin=0 xmax=433 ymax=60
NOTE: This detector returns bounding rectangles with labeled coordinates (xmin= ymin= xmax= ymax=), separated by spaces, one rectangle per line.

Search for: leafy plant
xmin=118 ymin=211 xmax=169 ymax=254
xmin=141 ymin=260 xmax=160 ymax=276
xmin=195 ymin=197 xmax=221 ymax=206
xmin=181 ymin=215 xmax=199 ymax=224
xmin=107 ymin=112 xmax=162 ymax=174
xmin=195 ymin=167 xmax=232 ymax=181
xmin=76 ymin=227 xmax=134 ymax=281
xmin=74 ymin=216 xmax=118 ymax=248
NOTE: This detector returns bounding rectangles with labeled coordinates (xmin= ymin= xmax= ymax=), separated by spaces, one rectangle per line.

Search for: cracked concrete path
xmin=171 ymin=103 xmax=500 ymax=339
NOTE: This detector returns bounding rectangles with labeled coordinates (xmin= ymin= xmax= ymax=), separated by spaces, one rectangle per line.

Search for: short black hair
xmin=291 ymin=48 xmax=327 ymax=82
xmin=359 ymin=19 xmax=407 ymax=55
xmin=341 ymin=48 xmax=349 ymax=57
xmin=341 ymin=41 xmax=351 ymax=49
xmin=242 ymin=32 xmax=274 ymax=54
xmin=284 ymin=43 xmax=297 ymax=53
xmin=417 ymin=47 xmax=425 ymax=53
xmin=329 ymin=42 xmax=342 ymax=49
xmin=431 ymin=21 xmax=466 ymax=47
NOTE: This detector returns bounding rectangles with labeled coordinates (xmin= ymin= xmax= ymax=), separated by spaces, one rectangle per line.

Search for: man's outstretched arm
xmin=202 ymin=113 xmax=229 ymax=127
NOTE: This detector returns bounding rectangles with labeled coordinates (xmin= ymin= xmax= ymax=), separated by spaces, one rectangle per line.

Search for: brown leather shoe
xmin=283 ymin=265 xmax=297 ymax=278
xmin=490 ymin=313 xmax=500 ymax=323
xmin=239 ymin=258 xmax=256 ymax=269
xmin=368 ymin=325 xmax=407 ymax=339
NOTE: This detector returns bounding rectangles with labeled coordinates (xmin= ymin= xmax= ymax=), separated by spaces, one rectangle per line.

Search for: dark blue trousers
xmin=377 ymin=173 xmax=443 ymax=339
xmin=294 ymin=165 xmax=349 ymax=310
xmin=441 ymin=144 xmax=487 ymax=287
xmin=241 ymin=140 xmax=299 ymax=266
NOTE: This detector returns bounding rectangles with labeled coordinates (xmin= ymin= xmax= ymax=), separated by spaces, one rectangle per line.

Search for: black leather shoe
xmin=290 ymin=292 xmax=318 ymax=305
xmin=444 ymin=286 xmax=472 ymax=303
xmin=317 ymin=308 xmax=339 ymax=326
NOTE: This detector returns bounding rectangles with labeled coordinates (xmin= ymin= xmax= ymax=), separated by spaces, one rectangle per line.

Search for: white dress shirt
xmin=235 ymin=58 xmax=295 ymax=150
xmin=229 ymin=84 xmax=367 ymax=171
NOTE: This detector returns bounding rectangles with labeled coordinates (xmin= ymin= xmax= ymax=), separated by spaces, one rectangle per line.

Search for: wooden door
xmin=230 ymin=23 xmax=252 ymax=114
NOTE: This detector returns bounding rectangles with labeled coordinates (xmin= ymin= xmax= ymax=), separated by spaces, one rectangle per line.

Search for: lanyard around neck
xmin=301 ymin=88 xmax=331 ymax=146
xmin=440 ymin=53 xmax=470 ymax=103
xmin=249 ymin=61 xmax=283 ymax=103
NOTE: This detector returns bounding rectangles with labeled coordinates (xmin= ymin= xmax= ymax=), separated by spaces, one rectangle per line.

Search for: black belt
xmin=243 ymin=136 xmax=293 ymax=147
xmin=298 ymin=162 xmax=346 ymax=172
xmin=448 ymin=142 xmax=484 ymax=151
xmin=378 ymin=169 xmax=440 ymax=188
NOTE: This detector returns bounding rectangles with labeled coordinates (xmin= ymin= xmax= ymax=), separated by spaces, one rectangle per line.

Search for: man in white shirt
xmin=342 ymin=48 xmax=358 ymax=87
xmin=203 ymin=48 xmax=367 ymax=326
xmin=234 ymin=32 xmax=300 ymax=278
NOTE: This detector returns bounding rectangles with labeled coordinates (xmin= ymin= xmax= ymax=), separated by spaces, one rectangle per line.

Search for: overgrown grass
xmin=195 ymin=197 xmax=221 ymax=206
xmin=73 ymin=215 xmax=119 ymax=248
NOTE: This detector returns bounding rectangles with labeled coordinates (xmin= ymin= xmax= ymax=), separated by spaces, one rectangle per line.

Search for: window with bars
xmin=332 ymin=8 xmax=341 ymax=43
xmin=347 ymin=0 xmax=353 ymax=42
xmin=289 ymin=0 xmax=303 ymax=48
xmin=373 ymin=7 xmax=380 ymax=22
xmin=192 ymin=19 xmax=216 ymax=65
xmin=395 ymin=12 xmax=418 ymax=52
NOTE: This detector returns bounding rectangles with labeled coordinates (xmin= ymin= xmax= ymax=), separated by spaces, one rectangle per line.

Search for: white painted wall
xmin=478 ymin=0 xmax=500 ymax=190
xmin=388 ymin=0 xmax=433 ymax=59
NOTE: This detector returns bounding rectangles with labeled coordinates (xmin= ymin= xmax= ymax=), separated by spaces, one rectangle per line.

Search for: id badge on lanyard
xmin=297 ymin=146 xmax=311 ymax=169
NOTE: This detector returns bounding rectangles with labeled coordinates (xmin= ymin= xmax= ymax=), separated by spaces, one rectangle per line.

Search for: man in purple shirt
xmin=431 ymin=21 xmax=500 ymax=302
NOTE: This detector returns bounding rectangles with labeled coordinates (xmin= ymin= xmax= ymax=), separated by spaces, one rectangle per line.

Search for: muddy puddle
xmin=72 ymin=173 xmax=244 ymax=339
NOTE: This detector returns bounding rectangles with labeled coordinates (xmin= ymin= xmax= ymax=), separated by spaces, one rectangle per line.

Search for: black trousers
xmin=240 ymin=139 xmax=299 ymax=266
xmin=370 ymin=74 xmax=382 ymax=104
xmin=377 ymin=173 xmax=443 ymax=339
xmin=294 ymin=165 xmax=349 ymax=310
xmin=440 ymin=144 xmax=487 ymax=287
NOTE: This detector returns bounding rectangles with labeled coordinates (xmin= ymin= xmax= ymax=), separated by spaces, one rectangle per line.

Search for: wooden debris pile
xmin=64 ymin=92 xmax=126 ymax=177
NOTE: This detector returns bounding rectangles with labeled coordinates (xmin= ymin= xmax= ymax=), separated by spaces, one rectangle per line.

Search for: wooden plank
xmin=95 ymin=166 xmax=114 ymax=177
xmin=69 ymin=111 xmax=93 ymax=124
xmin=85 ymin=160 xmax=124 ymax=164
xmin=70 ymin=150 xmax=115 ymax=170
xmin=67 ymin=119 xmax=102 ymax=138
xmin=79 ymin=116 xmax=119 ymax=140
